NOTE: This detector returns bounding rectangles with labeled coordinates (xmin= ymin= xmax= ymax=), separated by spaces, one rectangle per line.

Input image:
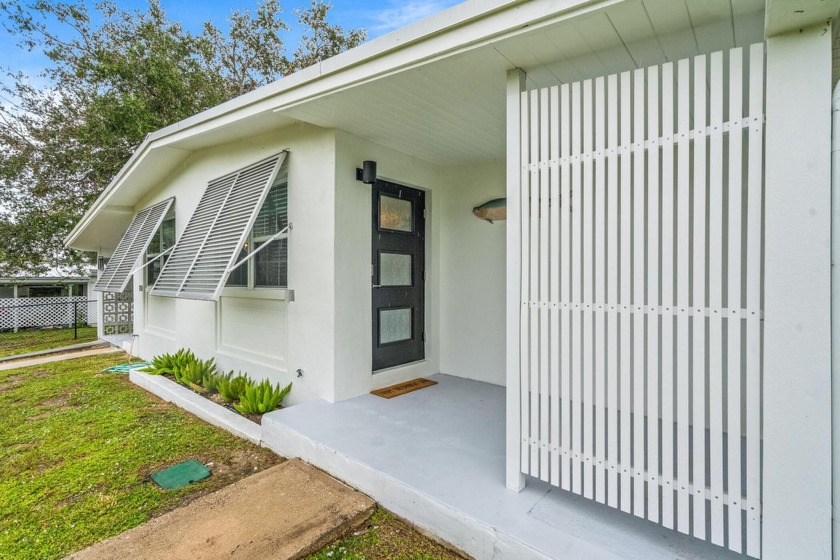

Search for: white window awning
xmin=150 ymin=152 xmax=287 ymax=301
xmin=93 ymin=197 xmax=175 ymax=293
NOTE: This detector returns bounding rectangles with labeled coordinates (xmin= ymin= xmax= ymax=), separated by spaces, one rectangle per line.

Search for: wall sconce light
xmin=355 ymin=160 xmax=377 ymax=184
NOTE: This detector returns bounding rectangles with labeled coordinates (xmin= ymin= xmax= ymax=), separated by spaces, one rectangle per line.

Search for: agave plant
xmin=174 ymin=357 xmax=216 ymax=388
xmin=141 ymin=348 xmax=196 ymax=376
xmin=218 ymin=373 xmax=250 ymax=403
xmin=234 ymin=380 xmax=292 ymax=415
xmin=203 ymin=370 xmax=231 ymax=393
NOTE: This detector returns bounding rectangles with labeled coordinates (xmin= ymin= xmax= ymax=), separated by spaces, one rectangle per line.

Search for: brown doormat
xmin=371 ymin=378 xmax=438 ymax=399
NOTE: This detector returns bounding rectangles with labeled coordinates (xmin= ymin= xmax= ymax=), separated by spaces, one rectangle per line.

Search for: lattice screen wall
xmin=517 ymin=44 xmax=764 ymax=557
xmin=102 ymin=283 xmax=134 ymax=335
xmin=0 ymin=296 xmax=94 ymax=330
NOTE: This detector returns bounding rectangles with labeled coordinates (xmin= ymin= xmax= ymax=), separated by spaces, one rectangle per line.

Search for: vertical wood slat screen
xmin=517 ymin=44 xmax=764 ymax=557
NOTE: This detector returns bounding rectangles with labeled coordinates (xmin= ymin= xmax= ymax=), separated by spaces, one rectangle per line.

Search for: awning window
xmin=150 ymin=152 xmax=287 ymax=301
xmin=93 ymin=197 xmax=175 ymax=293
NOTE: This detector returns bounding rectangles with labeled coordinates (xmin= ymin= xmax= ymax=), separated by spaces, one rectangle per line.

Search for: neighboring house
xmin=66 ymin=0 xmax=838 ymax=558
xmin=0 ymin=274 xmax=93 ymax=299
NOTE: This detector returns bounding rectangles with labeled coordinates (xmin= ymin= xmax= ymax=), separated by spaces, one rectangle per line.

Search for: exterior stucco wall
xmin=332 ymin=130 xmax=506 ymax=401
xmin=332 ymin=130 xmax=442 ymax=401
xmin=439 ymin=161 xmax=506 ymax=386
xmin=123 ymin=123 xmax=506 ymax=405
xmin=132 ymin=123 xmax=336 ymax=405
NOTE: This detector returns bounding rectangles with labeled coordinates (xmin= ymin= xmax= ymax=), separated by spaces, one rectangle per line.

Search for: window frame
xmin=223 ymin=174 xmax=289 ymax=295
xmin=145 ymin=211 xmax=176 ymax=289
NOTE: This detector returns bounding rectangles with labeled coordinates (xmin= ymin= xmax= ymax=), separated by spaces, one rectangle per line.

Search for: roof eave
xmin=65 ymin=0 xmax=613 ymax=250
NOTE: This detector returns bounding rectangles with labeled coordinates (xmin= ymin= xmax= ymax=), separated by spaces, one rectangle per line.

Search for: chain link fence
xmin=0 ymin=298 xmax=98 ymax=358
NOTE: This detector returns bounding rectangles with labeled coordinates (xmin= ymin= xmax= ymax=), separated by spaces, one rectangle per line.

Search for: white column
xmin=764 ymin=23 xmax=833 ymax=560
xmin=506 ymin=67 xmax=526 ymax=492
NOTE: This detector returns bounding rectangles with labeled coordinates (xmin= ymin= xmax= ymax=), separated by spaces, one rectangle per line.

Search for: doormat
xmin=150 ymin=459 xmax=211 ymax=490
xmin=371 ymin=378 xmax=438 ymax=399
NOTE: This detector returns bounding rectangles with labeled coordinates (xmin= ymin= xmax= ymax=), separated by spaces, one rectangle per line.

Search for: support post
xmin=506 ymin=67 xmax=526 ymax=492
xmin=764 ymin=23 xmax=833 ymax=560
xmin=12 ymin=284 xmax=18 ymax=333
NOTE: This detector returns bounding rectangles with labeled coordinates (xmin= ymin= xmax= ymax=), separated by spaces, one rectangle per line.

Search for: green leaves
xmin=0 ymin=0 xmax=366 ymax=274
xmin=144 ymin=348 xmax=291 ymax=415
xmin=141 ymin=348 xmax=196 ymax=376
xmin=217 ymin=372 xmax=250 ymax=404
xmin=233 ymin=379 xmax=292 ymax=415
xmin=173 ymin=357 xmax=216 ymax=388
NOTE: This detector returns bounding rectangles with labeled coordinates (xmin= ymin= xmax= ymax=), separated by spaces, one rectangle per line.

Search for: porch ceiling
xmin=276 ymin=0 xmax=765 ymax=166
xmin=281 ymin=48 xmax=509 ymax=166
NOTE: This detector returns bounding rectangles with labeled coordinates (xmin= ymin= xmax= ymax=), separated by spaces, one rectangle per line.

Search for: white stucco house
xmin=66 ymin=0 xmax=840 ymax=558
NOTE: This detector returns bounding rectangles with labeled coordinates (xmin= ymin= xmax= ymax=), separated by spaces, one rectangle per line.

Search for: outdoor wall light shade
xmin=356 ymin=160 xmax=377 ymax=184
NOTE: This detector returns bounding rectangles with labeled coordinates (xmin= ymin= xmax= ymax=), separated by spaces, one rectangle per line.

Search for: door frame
xmin=371 ymin=179 xmax=426 ymax=372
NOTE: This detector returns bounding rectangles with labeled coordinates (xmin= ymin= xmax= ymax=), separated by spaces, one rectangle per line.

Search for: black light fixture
xmin=355 ymin=160 xmax=377 ymax=184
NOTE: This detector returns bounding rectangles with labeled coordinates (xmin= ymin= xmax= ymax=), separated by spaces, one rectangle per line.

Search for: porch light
xmin=355 ymin=160 xmax=377 ymax=184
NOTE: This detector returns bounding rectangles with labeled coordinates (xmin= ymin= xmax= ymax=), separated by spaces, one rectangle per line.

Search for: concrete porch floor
xmin=101 ymin=333 xmax=136 ymax=352
xmin=262 ymin=374 xmax=744 ymax=560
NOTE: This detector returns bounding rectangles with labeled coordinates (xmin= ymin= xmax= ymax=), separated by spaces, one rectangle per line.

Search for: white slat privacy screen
xmin=517 ymin=44 xmax=764 ymax=557
xmin=151 ymin=152 xmax=286 ymax=301
xmin=94 ymin=198 xmax=174 ymax=293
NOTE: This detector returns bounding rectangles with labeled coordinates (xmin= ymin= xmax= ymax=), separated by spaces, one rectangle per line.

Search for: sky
xmin=0 ymin=0 xmax=463 ymax=83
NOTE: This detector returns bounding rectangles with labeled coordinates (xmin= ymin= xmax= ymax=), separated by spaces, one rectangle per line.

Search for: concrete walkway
xmin=66 ymin=459 xmax=376 ymax=560
xmin=0 ymin=346 xmax=124 ymax=371
xmin=0 ymin=340 xmax=108 ymax=363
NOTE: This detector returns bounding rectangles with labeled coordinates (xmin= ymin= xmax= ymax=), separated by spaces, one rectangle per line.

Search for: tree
xmin=0 ymin=0 xmax=365 ymax=275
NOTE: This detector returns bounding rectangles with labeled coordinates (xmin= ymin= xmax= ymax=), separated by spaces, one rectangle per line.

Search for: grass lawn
xmin=0 ymin=352 xmax=281 ymax=560
xmin=309 ymin=509 xmax=464 ymax=560
xmin=0 ymin=326 xmax=98 ymax=358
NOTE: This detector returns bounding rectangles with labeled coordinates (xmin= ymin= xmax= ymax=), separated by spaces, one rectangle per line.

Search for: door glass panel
xmin=379 ymin=307 xmax=412 ymax=345
xmin=380 ymin=194 xmax=412 ymax=232
xmin=380 ymin=252 xmax=412 ymax=286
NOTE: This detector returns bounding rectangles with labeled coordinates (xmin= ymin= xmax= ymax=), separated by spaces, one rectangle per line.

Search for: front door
xmin=371 ymin=180 xmax=425 ymax=371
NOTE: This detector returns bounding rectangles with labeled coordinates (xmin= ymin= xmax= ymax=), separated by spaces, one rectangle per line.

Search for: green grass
xmin=0 ymin=353 xmax=280 ymax=560
xmin=0 ymin=326 xmax=98 ymax=358
xmin=309 ymin=509 xmax=462 ymax=560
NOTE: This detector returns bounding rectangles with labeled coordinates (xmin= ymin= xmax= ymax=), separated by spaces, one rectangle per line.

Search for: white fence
xmin=0 ymin=296 xmax=97 ymax=330
xmin=516 ymin=45 xmax=764 ymax=557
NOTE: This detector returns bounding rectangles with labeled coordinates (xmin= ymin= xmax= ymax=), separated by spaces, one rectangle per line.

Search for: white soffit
xmin=766 ymin=0 xmax=840 ymax=36
xmin=277 ymin=0 xmax=765 ymax=163
xmin=93 ymin=198 xmax=174 ymax=293
xmin=493 ymin=0 xmax=765 ymax=88
xmin=150 ymin=152 xmax=286 ymax=301
xmin=282 ymin=48 xmax=509 ymax=165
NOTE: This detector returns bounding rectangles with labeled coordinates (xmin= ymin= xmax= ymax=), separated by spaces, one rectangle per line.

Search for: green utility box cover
xmin=150 ymin=460 xmax=211 ymax=490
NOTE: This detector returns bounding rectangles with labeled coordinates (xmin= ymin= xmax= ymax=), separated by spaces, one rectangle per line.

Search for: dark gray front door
xmin=371 ymin=180 xmax=425 ymax=371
